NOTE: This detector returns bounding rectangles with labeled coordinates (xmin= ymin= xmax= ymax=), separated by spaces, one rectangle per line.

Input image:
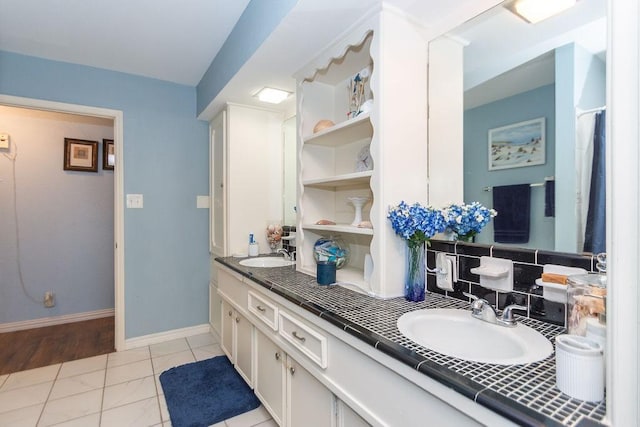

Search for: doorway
xmin=0 ymin=94 xmax=125 ymax=352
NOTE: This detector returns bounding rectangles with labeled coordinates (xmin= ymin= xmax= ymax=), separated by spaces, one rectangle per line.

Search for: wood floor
xmin=0 ymin=316 xmax=115 ymax=375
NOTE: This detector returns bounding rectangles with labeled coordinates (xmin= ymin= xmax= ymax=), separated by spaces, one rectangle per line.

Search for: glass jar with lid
xmin=567 ymin=273 xmax=606 ymax=336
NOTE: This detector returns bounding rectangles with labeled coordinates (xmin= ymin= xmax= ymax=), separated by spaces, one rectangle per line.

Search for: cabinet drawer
xmin=218 ymin=267 xmax=248 ymax=311
xmin=278 ymin=311 xmax=328 ymax=369
xmin=248 ymin=291 xmax=278 ymax=331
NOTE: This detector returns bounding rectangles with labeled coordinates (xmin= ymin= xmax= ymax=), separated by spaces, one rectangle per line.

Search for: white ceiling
xmin=0 ymin=0 xmax=250 ymax=86
xmin=0 ymin=0 xmax=482 ymax=118
xmin=0 ymin=0 xmax=607 ymax=116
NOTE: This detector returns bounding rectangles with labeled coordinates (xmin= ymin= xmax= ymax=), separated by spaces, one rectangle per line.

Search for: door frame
xmin=0 ymin=94 xmax=126 ymax=351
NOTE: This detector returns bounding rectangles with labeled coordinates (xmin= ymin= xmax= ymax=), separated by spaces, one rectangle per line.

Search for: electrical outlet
xmin=44 ymin=291 xmax=55 ymax=308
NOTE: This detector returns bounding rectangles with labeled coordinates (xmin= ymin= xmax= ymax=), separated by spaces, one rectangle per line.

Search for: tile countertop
xmin=215 ymin=257 xmax=607 ymax=427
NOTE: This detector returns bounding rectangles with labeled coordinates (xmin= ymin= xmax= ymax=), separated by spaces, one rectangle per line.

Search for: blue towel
xmin=544 ymin=179 xmax=555 ymax=217
xmin=493 ymin=184 xmax=531 ymax=243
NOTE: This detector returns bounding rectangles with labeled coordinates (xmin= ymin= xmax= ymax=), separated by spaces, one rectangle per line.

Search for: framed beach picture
xmin=63 ymin=138 xmax=98 ymax=172
xmin=488 ymin=117 xmax=545 ymax=171
xmin=103 ymin=138 xmax=115 ymax=170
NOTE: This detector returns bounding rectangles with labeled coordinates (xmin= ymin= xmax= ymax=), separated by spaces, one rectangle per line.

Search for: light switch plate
xmin=126 ymin=194 xmax=143 ymax=208
xmin=0 ymin=133 xmax=9 ymax=149
xmin=196 ymin=195 xmax=209 ymax=209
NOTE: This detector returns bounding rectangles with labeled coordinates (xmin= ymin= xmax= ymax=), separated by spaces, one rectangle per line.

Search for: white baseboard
xmin=0 ymin=308 xmax=115 ymax=333
xmin=124 ymin=323 xmax=212 ymax=350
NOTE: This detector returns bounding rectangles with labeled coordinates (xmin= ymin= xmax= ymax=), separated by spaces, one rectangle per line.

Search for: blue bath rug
xmin=160 ymin=355 xmax=260 ymax=427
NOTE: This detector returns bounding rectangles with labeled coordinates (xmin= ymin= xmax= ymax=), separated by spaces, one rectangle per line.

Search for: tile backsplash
xmin=282 ymin=225 xmax=296 ymax=254
xmin=426 ymin=240 xmax=600 ymax=327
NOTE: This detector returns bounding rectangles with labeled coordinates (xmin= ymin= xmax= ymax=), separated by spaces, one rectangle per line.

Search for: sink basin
xmin=239 ymin=257 xmax=295 ymax=268
xmin=397 ymin=308 xmax=552 ymax=365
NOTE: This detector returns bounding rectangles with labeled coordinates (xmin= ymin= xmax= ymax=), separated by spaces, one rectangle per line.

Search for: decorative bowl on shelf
xmin=313 ymin=236 xmax=349 ymax=269
xmin=313 ymin=120 xmax=335 ymax=133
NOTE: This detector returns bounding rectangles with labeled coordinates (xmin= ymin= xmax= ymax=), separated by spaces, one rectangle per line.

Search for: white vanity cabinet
xmin=255 ymin=329 xmax=335 ymax=427
xmin=287 ymin=355 xmax=335 ymax=427
xmin=214 ymin=263 xmax=508 ymax=426
xmin=217 ymin=265 xmax=337 ymax=426
xmin=218 ymin=268 xmax=253 ymax=386
xmin=209 ymin=280 xmax=221 ymax=336
xmin=336 ymin=399 xmax=370 ymax=427
xmin=295 ymin=8 xmax=430 ymax=298
xmin=255 ymin=330 xmax=286 ymax=425
xmin=221 ymin=301 xmax=253 ymax=386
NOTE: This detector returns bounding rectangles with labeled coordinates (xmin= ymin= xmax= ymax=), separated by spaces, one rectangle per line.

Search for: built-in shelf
xmin=302 ymin=223 xmax=374 ymax=236
xmin=295 ymin=13 xmax=430 ymax=298
xmin=303 ymin=113 xmax=371 ymax=147
xmin=297 ymin=30 xmax=376 ymax=297
xmin=303 ymin=171 xmax=372 ymax=188
xmin=299 ymin=264 xmax=367 ymax=287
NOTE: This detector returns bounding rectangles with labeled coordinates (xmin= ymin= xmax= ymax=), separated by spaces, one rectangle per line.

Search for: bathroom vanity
xmin=213 ymin=257 xmax=606 ymax=427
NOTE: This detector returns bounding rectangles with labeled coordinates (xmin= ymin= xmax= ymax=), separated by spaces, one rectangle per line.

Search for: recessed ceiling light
xmin=507 ymin=0 xmax=577 ymax=24
xmin=254 ymin=87 xmax=292 ymax=104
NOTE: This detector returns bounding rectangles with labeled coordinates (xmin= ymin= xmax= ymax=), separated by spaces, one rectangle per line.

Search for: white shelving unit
xmin=295 ymin=8 xmax=430 ymax=297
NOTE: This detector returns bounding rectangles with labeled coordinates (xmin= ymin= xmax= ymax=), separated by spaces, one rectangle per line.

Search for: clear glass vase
xmin=405 ymin=243 xmax=426 ymax=302
xmin=456 ymin=231 xmax=476 ymax=243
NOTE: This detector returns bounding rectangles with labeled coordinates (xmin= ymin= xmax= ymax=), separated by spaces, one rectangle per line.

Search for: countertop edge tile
xmin=475 ymin=389 xmax=565 ymax=427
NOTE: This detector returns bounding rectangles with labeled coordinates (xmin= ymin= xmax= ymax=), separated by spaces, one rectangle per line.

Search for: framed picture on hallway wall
xmin=63 ymin=138 xmax=99 ymax=172
xmin=103 ymin=139 xmax=115 ymax=170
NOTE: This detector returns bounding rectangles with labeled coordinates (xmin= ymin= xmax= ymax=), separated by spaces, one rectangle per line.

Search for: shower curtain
xmin=583 ymin=111 xmax=606 ymax=254
xmin=575 ymin=110 xmax=606 ymax=253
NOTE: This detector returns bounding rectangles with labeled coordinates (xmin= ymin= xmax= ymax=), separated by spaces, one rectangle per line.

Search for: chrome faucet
xmin=277 ymin=248 xmax=296 ymax=261
xmin=463 ymin=292 xmax=527 ymax=328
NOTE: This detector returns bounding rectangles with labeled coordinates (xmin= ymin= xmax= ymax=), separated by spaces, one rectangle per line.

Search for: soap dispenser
xmin=248 ymin=233 xmax=259 ymax=256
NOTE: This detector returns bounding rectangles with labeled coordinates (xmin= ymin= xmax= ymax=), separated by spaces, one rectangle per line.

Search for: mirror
xmin=283 ymin=115 xmax=297 ymax=226
xmin=430 ymin=0 xmax=606 ymax=253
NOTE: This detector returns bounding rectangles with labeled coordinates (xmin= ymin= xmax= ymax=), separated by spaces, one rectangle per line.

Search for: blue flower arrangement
xmin=387 ymin=201 xmax=447 ymax=248
xmin=442 ymin=202 xmax=497 ymax=241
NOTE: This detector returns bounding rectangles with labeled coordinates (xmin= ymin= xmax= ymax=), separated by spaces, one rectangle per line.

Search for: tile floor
xmin=0 ymin=332 xmax=277 ymax=427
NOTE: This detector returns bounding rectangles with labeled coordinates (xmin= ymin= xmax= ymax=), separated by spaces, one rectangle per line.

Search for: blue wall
xmin=0 ymin=51 xmax=210 ymax=338
xmin=464 ymin=84 xmax=556 ymax=249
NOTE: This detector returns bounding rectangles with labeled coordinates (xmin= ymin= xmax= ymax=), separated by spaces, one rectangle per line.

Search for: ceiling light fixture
xmin=507 ymin=0 xmax=577 ymax=24
xmin=254 ymin=87 xmax=292 ymax=104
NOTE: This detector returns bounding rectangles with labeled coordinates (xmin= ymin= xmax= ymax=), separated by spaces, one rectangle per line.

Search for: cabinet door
xmin=235 ymin=310 xmax=253 ymax=386
xmin=255 ymin=331 xmax=286 ymax=426
xmin=337 ymin=399 xmax=371 ymax=427
xmin=287 ymin=357 xmax=335 ymax=427
xmin=221 ymin=299 xmax=234 ymax=361
xmin=210 ymin=110 xmax=226 ymax=255
xmin=209 ymin=282 xmax=222 ymax=336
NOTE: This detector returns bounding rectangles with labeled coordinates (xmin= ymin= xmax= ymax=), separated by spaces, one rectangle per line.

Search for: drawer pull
xmin=275 ymin=352 xmax=281 ymax=361
xmin=289 ymin=366 xmax=295 ymax=375
xmin=256 ymin=305 xmax=266 ymax=312
xmin=228 ymin=310 xmax=233 ymax=317
xmin=292 ymin=331 xmax=306 ymax=343
xmin=235 ymin=317 xmax=240 ymax=323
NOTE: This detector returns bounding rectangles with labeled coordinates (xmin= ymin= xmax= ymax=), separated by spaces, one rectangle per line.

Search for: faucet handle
xmin=462 ymin=292 xmax=489 ymax=315
xmin=500 ymin=304 xmax=527 ymax=326
xmin=462 ymin=292 xmax=478 ymax=301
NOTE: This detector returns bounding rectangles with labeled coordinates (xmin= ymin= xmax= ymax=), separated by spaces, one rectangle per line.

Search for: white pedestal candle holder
xmin=348 ymin=197 xmax=369 ymax=226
